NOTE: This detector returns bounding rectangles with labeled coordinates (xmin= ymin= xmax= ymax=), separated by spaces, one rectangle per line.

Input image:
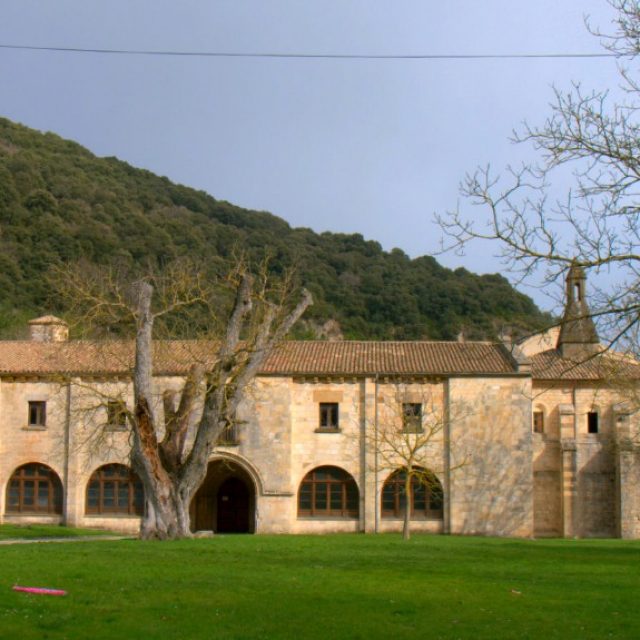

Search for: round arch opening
xmin=190 ymin=459 xmax=257 ymax=534
xmin=5 ymin=462 xmax=63 ymax=515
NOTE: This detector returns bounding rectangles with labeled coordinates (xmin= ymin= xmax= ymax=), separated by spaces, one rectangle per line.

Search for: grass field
xmin=0 ymin=524 xmax=118 ymax=540
xmin=0 ymin=533 xmax=638 ymax=639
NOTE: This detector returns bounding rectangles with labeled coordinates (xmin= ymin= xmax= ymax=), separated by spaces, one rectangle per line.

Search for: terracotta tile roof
xmin=28 ymin=315 xmax=68 ymax=326
xmin=0 ymin=341 xmax=209 ymax=376
xmin=0 ymin=340 xmax=519 ymax=377
xmin=262 ymin=341 xmax=517 ymax=376
xmin=531 ymin=349 xmax=640 ymax=380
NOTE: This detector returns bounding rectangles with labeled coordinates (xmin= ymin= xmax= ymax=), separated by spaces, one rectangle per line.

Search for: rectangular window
xmin=106 ymin=401 xmax=127 ymax=429
xmin=319 ymin=403 xmax=339 ymax=431
xmin=28 ymin=401 xmax=46 ymax=427
xmin=402 ymin=403 xmax=423 ymax=433
xmin=533 ymin=411 xmax=544 ymax=434
xmin=218 ymin=422 xmax=239 ymax=445
xmin=587 ymin=412 xmax=599 ymax=434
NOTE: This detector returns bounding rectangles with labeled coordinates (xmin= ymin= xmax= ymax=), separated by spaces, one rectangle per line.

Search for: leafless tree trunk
xmin=56 ymin=260 xmax=312 ymax=539
xmin=403 ymin=467 xmax=412 ymax=541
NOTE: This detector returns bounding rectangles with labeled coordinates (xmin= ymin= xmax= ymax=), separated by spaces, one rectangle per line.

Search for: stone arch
xmin=209 ymin=451 xmax=265 ymax=496
xmin=295 ymin=462 xmax=360 ymax=494
xmin=190 ymin=453 xmax=261 ymax=534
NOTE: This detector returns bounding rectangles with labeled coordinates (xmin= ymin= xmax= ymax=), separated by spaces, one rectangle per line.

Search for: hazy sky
xmin=0 ymin=1 xmax=623 ymax=310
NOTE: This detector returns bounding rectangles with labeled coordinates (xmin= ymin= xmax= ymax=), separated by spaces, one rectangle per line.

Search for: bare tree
xmin=55 ymin=259 xmax=312 ymax=539
xmin=371 ymin=383 xmax=468 ymax=540
xmin=436 ymin=0 xmax=640 ymax=351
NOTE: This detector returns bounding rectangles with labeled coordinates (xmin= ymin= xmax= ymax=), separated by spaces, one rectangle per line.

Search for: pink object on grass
xmin=13 ymin=585 xmax=67 ymax=596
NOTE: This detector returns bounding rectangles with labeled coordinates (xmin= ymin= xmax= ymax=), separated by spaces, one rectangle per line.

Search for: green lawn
xmin=0 ymin=534 xmax=638 ymax=639
xmin=0 ymin=524 xmax=118 ymax=540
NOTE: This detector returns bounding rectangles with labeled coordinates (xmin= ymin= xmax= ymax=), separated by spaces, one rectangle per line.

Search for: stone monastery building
xmin=1 ymin=266 xmax=639 ymax=538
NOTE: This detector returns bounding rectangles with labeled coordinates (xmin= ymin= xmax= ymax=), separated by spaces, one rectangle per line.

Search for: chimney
xmin=556 ymin=264 xmax=599 ymax=359
xmin=28 ymin=315 xmax=69 ymax=342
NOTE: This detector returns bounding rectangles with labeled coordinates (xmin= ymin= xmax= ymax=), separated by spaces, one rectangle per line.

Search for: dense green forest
xmin=0 ymin=117 xmax=551 ymax=340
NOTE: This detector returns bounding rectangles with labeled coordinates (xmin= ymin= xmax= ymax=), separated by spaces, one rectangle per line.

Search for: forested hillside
xmin=0 ymin=117 xmax=550 ymax=339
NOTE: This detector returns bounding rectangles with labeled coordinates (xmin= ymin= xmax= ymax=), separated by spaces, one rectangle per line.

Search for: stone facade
xmin=1 ymin=273 xmax=639 ymax=538
xmin=0 ymin=366 xmax=540 ymax=536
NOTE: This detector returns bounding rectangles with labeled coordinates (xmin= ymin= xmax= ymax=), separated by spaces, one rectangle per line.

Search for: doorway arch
xmin=190 ymin=459 xmax=257 ymax=533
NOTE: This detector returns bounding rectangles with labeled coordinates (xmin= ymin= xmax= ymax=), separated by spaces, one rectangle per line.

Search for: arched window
xmin=381 ymin=468 xmax=443 ymax=520
xmin=298 ymin=466 xmax=359 ymax=518
xmin=6 ymin=463 xmax=63 ymax=514
xmin=86 ymin=464 xmax=144 ymax=516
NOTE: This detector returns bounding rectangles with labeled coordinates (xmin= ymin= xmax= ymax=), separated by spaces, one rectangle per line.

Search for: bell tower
xmin=556 ymin=264 xmax=600 ymax=359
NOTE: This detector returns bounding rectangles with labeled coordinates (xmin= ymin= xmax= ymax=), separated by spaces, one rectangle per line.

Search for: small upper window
xmin=587 ymin=411 xmax=599 ymax=434
xmin=218 ymin=422 xmax=239 ymax=445
xmin=319 ymin=403 xmax=339 ymax=431
xmin=106 ymin=401 xmax=127 ymax=429
xmin=402 ymin=403 xmax=423 ymax=433
xmin=533 ymin=411 xmax=544 ymax=434
xmin=28 ymin=401 xmax=46 ymax=427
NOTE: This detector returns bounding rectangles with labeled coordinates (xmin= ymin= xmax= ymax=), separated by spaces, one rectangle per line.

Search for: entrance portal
xmin=217 ymin=477 xmax=250 ymax=533
xmin=191 ymin=460 xmax=256 ymax=534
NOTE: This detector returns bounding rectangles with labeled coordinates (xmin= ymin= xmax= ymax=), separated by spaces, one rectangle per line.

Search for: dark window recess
xmin=86 ymin=464 xmax=144 ymax=516
xmin=218 ymin=422 xmax=239 ymax=445
xmin=402 ymin=403 xmax=423 ymax=433
xmin=28 ymin=401 xmax=46 ymax=427
xmin=298 ymin=466 xmax=358 ymax=518
xmin=533 ymin=411 xmax=544 ymax=434
xmin=6 ymin=463 xmax=62 ymax=514
xmin=319 ymin=403 xmax=339 ymax=430
xmin=106 ymin=401 xmax=127 ymax=429
xmin=381 ymin=469 xmax=444 ymax=520
xmin=587 ymin=412 xmax=599 ymax=434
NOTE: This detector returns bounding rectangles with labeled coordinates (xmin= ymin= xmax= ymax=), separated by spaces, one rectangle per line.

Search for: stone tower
xmin=556 ymin=264 xmax=599 ymax=359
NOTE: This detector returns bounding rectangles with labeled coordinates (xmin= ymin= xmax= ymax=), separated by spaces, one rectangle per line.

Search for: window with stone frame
xmin=28 ymin=401 xmax=46 ymax=428
xmin=218 ymin=421 xmax=239 ymax=445
xmin=533 ymin=411 xmax=544 ymax=434
xmin=318 ymin=402 xmax=339 ymax=431
xmin=402 ymin=402 xmax=423 ymax=433
xmin=587 ymin=411 xmax=599 ymax=434
xmin=106 ymin=400 xmax=127 ymax=430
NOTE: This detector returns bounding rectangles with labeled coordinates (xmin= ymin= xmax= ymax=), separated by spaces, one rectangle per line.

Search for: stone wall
xmin=447 ymin=377 xmax=534 ymax=537
xmin=2 ymin=371 xmax=636 ymax=538
xmin=532 ymin=382 xmax=640 ymax=538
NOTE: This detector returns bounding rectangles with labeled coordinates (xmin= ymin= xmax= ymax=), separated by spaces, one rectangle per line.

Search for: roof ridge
xmin=0 ymin=337 xmax=499 ymax=346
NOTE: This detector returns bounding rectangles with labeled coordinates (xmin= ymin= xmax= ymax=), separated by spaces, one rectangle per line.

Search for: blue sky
xmin=0 ymin=1 xmax=623 ymax=310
